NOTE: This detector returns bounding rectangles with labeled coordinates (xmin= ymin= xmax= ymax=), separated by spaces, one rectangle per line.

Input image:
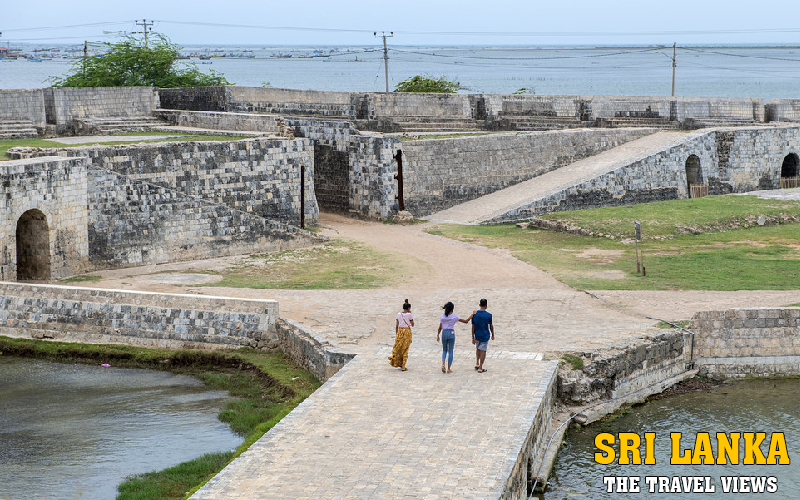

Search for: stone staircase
xmin=75 ymin=116 xmax=169 ymax=135
xmin=0 ymin=120 xmax=39 ymax=139
xmin=426 ymin=131 xmax=690 ymax=224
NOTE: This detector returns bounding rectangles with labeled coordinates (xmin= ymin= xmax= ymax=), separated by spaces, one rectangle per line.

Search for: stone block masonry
xmin=401 ymin=128 xmax=657 ymax=216
xmin=0 ymin=89 xmax=47 ymax=129
xmin=43 ymin=87 xmax=157 ymax=135
xmin=11 ymin=138 xmax=319 ymax=227
xmin=691 ymin=308 xmax=800 ymax=377
xmin=87 ymin=168 xmax=322 ymax=269
xmin=0 ymin=156 xmax=89 ymax=281
xmin=0 ymin=282 xmax=277 ymax=349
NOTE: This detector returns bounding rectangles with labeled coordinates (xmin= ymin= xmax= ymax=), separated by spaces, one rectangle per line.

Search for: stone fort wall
xmin=487 ymin=125 xmax=800 ymax=222
xmin=401 ymin=128 xmax=657 ymax=216
xmin=43 ymin=87 xmax=157 ymax=134
xmin=0 ymin=89 xmax=47 ymax=129
xmin=690 ymin=308 xmax=800 ymax=376
xmin=0 ymin=156 xmax=89 ymax=281
xmin=10 ymin=138 xmax=319 ymax=227
xmin=0 ymin=283 xmax=351 ymax=381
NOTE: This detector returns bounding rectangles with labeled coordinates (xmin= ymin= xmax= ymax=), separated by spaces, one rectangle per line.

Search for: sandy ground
xmin=68 ymin=212 xmax=799 ymax=355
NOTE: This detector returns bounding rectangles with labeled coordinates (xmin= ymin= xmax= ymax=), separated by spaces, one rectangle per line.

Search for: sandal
xmin=441 ymin=366 xmax=446 ymax=373
xmin=401 ymin=367 xmax=408 ymax=371
xmin=478 ymin=368 xmax=487 ymax=373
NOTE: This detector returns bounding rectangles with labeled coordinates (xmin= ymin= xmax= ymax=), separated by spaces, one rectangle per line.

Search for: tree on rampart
xmin=50 ymin=33 xmax=230 ymax=88
xmin=394 ymin=74 xmax=461 ymax=93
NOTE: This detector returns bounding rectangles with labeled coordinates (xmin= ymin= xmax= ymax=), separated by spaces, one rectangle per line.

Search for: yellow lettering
xmin=717 ymin=432 xmax=740 ymax=465
xmin=743 ymin=432 xmax=767 ymax=465
xmin=644 ymin=432 xmax=656 ymax=465
xmin=767 ymin=433 xmax=790 ymax=465
xmin=670 ymin=432 xmax=691 ymax=465
xmin=595 ymin=433 xmax=616 ymax=465
xmin=691 ymin=433 xmax=715 ymax=465
xmin=619 ymin=432 xmax=641 ymax=465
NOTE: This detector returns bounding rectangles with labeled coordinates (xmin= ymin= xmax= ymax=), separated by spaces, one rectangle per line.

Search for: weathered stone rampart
xmin=87 ymin=168 xmax=320 ymax=269
xmin=43 ymin=87 xmax=157 ymax=134
xmin=0 ymin=89 xmax=47 ymax=130
xmin=0 ymin=283 xmax=351 ymax=381
xmin=690 ymin=308 xmax=800 ymax=377
xmin=486 ymin=125 xmax=800 ymax=222
xmin=766 ymin=99 xmax=800 ymax=122
xmin=154 ymin=109 xmax=280 ymax=133
xmin=10 ymin=138 xmax=319 ymax=227
xmin=0 ymin=157 xmax=89 ymax=281
xmin=401 ymin=128 xmax=657 ymax=215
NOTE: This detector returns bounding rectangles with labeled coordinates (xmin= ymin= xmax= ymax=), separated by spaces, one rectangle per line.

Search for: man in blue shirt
xmin=471 ymin=298 xmax=494 ymax=373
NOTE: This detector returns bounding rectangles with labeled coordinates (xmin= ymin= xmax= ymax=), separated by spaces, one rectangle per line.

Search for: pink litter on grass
xmin=101 ymin=363 xmax=110 ymax=367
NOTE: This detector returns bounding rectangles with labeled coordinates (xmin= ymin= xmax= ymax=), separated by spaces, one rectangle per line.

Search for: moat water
xmin=2 ymin=45 xmax=799 ymax=101
xmin=545 ymin=378 xmax=800 ymax=499
xmin=0 ymin=356 xmax=243 ymax=500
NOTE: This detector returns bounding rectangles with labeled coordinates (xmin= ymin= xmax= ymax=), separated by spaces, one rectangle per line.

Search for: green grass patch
xmin=561 ymin=353 xmax=584 ymax=370
xmin=203 ymin=238 xmax=430 ymax=289
xmin=536 ymin=195 xmax=800 ymax=239
xmin=401 ymin=132 xmax=498 ymax=141
xmin=656 ymin=320 xmax=690 ymax=329
xmin=60 ymin=274 xmax=103 ymax=283
xmin=0 ymin=337 xmax=320 ymax=500
xmin=428 ymin=203 xmax=800 ymax=290
xmin=0 ymin=134 xmax=251 ymax=160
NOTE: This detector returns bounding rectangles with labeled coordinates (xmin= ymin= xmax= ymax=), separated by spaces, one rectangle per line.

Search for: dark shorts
xmin=476 ymin=341 xmax=489 ymax=352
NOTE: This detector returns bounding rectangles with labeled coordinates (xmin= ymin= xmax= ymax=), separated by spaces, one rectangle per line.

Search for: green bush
xmin=394 ymin=74 xmax=461 ymax=93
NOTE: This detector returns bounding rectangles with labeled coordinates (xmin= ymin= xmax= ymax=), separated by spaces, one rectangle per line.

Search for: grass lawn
xmin=198 ymin=238 xmax=430 ymax=290
xmin=427 ymin=196 xmax=800 ymax=291
xmin=0 ymin=133 xmax=252 ymax=161
xmin=0 ymin=336 xmax=320 ymax=500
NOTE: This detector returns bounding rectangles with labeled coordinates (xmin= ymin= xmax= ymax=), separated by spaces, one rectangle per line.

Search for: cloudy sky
xmin=3 ymin=0 xmax=800 ymax=47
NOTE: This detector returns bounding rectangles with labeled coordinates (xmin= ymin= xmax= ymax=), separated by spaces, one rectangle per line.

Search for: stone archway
xmin=780 ymin=153 xmax=799 ymax=188
xmin=685 ymin=155 xmax=704 ymax=198
xmin=16 ymin=209 xmax=50 ymax=281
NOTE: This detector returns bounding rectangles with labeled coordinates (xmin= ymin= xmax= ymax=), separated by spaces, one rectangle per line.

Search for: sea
xmin=1 ymin=44 xmax=800 ymax=100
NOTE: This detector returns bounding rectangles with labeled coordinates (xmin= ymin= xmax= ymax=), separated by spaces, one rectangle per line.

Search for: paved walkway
xmin=426 ymin=131 xmax=690 ymax=224
xmin=71 ymin=213 xmax=800 ymax=499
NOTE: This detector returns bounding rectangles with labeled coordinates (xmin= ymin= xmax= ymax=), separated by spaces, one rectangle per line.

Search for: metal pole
xmin=671 ymin=42 xmax=676 ymax=97
xmin=300 ymin=164 xmax=306 ymax=229
xmin=393 ymin=149 xmax=404 ymax=211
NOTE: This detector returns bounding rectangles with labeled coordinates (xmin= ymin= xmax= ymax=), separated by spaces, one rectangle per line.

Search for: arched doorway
xmin=16 ymin=209 xmax=50 ymax=281
xmin=685 ymin=155 xmax=705 ymax=198
xmin=780 ymin=153 xmax=799 ymax=188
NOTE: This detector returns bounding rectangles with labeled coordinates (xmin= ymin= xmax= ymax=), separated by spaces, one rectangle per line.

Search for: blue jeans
xmin=441 ymin=329 xmax=455 ymax=365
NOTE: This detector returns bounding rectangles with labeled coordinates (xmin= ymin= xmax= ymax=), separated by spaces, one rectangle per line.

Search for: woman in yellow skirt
xmin=390 ymin=299 xmax=414 ymax=371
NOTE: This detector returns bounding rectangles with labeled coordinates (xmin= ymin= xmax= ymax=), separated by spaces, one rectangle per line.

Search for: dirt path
xmin=68 ymin=212 xmax=798 ymax=355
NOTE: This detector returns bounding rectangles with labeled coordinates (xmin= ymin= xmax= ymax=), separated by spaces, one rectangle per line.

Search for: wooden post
xmin=393 ymin=149 xmax=404 ymax=211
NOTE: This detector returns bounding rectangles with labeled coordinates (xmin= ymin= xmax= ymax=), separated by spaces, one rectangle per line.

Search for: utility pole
xmin=374 ymin=31 xmax=393 ymax=93
xmin=83 ymin=40 xmax=88 ymax=78
xmin=671 ymin=42 xmax=677 ymax=97
xmin=135 ymin=19 xmax=153 ymax=47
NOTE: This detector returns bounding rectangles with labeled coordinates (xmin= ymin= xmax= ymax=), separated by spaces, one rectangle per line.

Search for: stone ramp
xmin=426 ymin=131 xmax=689 ymax=224
xmin=190 ymin=344 xmax=556 ymax=500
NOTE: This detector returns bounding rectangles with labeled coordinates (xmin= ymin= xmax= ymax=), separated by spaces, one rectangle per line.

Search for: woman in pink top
xmin=390 ymin=299 xmax=414 ymax=371
xmin=436 ymin=302 xmax=473 ymax=373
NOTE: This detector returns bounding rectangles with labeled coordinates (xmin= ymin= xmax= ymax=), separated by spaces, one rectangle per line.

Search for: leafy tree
xmin=50 ymin=33 xmax=230 ymax=88
xmin=394 ymin=74 xmax=461 ymax=93
xmin=513 ymin=87 xmax=536 ymax=95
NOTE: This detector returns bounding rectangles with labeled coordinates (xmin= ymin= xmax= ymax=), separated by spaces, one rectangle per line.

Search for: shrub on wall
xmin=50 ymin=33 xmax=230 ymax=88
xmin=394 ymin=74 xmax=461 ymax=93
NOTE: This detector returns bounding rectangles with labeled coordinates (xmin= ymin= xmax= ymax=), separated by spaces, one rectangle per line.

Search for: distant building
xmin=0 ymin=47 xmax=8 ymax=54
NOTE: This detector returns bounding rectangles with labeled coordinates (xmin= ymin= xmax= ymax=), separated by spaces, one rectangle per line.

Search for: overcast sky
xmin=4 ymin=0 xmax=800 ymax=47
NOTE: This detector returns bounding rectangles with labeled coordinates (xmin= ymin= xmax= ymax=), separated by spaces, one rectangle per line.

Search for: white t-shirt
xmin=439 ymin=314 xmax=460 ymax=330
xmin=396 ymin=311 xmax=413 ymax=328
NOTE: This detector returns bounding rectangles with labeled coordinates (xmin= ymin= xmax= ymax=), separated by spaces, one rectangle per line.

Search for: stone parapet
xmin=43 ymin=87 xmax=157 ymax=135
xmin=691 ymin=308 xmax=800 ymax=376
xmin=0 ymin=282 xmax=277 ymax=349
xmin=0 ymin=89 xmax=47 ymax=129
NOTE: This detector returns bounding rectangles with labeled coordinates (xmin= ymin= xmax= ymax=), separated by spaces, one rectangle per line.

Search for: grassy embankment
xmin=0 ymin=132 xmax=252 ymax=161
xmin=427 ymin=195 xmax=800 ymax=292
xmin=0 ymin=337 xmax=320 ymax=500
